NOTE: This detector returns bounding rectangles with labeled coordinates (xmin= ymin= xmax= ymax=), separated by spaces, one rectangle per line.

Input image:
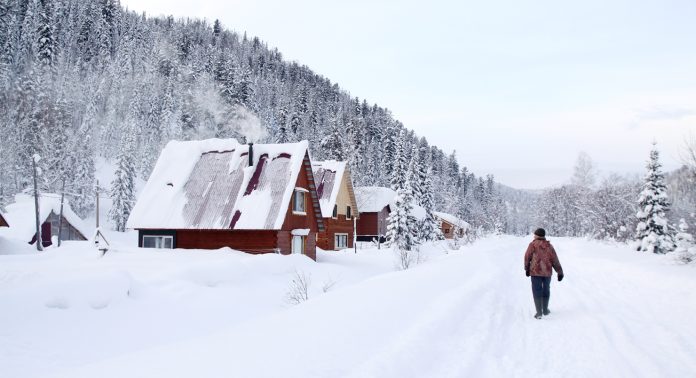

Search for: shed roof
xmin=355 ymin=186 xmax=426 ymax=220
xmin=433 ymin=211 xmax=470 ymax=230
xmin=127 ymin=139 xmax=319 ymax=230
xmin=0 ymin=194 xmax=90 ymax=242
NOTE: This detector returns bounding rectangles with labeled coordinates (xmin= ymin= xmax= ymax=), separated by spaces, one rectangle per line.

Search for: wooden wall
xmin=317 ymin=216 xmax=354 ymax=250
xmin=356 ymin=206 xmax=389 ymax=241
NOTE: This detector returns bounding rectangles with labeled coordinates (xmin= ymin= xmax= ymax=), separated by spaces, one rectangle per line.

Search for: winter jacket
xmin=524 ymin=238 xmax=563 ymax=278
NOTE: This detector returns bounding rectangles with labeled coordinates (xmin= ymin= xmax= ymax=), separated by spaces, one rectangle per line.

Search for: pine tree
xmin=386 ymin=185 xmax=415 ymax=251
xmin=420 ymin=169 xmax=444 ymax=241
xmin=109 ymin=130 xmax=136 ymax=231
xmin=390 ymin=129 xmax=408 ymax=192
xmin=635 ymin=144 xmax=675 ymax=254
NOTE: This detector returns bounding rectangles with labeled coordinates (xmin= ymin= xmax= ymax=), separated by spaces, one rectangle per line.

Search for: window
xmin=142 ymin=235 xmax=174 ymax=249
xmin=293 ymin=189 xmax=306 ymax=214
xmin=335 ymin=233 xmax=348 ymax=249
xmin=346 ymin=206 xmax=352 ymax=220
xmin=292 ymin=235 xmax=305 ymax=254
xmin=445 ymin=228 xmax=450 ymax=235
xmin=332 ymin=204 xmax=338 ymax=219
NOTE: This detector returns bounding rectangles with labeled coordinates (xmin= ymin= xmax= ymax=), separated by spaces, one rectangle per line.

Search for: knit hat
xmin=534 ymin=228 xmax=546 ymax=237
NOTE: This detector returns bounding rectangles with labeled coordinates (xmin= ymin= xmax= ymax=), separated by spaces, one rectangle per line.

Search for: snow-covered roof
xmin=0 ymin=194 xmax=90 ymax=242
xmin=355 ymin=186 xmax=426 ymax=221
xmin=433 ymin=211 xmax=470 ymax=230
xmin=355 ymin=187 xmax=396 ymax=213
xmin=0 ymin=211 xmax=8 ymax=227
xmin=312 ymin=160 xmax=347 ymax=217
xmin=127 ymin=139 xmax=316 ymax=230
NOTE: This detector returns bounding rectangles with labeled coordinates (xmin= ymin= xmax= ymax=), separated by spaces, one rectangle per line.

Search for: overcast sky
xmin=122 ymin=0 xmax=696 ymax=189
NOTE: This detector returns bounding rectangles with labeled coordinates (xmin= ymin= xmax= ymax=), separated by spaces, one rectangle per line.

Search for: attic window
xmin=346 ymin=206 xmax=352 ymax=220
xmin=332 ymin=204 xmax=338 ymax=219
xmin=293 ymin=189 xmax=306 ymax=215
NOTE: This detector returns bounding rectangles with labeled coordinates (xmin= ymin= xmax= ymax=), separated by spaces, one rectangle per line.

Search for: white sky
xmin=122 ymin=0 xmax=696 ymax=189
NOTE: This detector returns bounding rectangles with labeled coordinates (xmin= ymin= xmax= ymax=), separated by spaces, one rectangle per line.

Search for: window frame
xmin=332 ymin=204 xmax=338 ymax=219
xmin=142 ymin=235 xmax=174 ymax=249
xmin=334 ymin=233 xmax=349 ymax=249
xmin=346 ymin=205 xmax=352 ymax=220
xmin=292 ymin=189 xmax=307 ymax=215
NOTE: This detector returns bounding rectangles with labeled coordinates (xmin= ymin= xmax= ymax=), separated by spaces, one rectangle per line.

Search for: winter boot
xmin=533 ymin=297 xmax=543 ymax=319
xmin=542 ymin=296 xmax=551 ymax=316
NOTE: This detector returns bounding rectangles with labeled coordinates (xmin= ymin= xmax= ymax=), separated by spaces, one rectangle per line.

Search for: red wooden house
xmin=354 ymin=187 xmax=396 ymax=243
xmin=355 ymin=186 xmax=428 ymax=243
xmin=0 ymin=194 xmax=88 ymax=247
xmin=312 ymin=161 xmax=359 ymax=250
xmin=127 ymin=139 xmax=324 ymax=260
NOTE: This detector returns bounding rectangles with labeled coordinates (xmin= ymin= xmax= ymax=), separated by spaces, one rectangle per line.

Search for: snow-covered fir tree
xmin=109 ymin=130 xmax=137 ymax=232
xmin=635 ymin=144 xmax=675 ymax=254
xmin=386 ymin=184 xmax=416 ymax=252
xmin=419 ymin=169 xmax=444 ymax=241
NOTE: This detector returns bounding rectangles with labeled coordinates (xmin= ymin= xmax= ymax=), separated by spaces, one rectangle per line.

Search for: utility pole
xmin=32 ymin=155 xmax=43 ymax=251
xmin=353 ymin=217 xmax=357 ymax=254
xmin=95 ymin=179 xmax=100 ymax=229
xmin=57 ymin=178 xmax=65 ymax=247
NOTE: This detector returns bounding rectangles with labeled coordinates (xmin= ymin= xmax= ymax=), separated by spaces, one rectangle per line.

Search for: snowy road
xmin=40 ymin=236 xmax=695 ymax=378
xmin=3 ymin=237 xmax=695 ymax=377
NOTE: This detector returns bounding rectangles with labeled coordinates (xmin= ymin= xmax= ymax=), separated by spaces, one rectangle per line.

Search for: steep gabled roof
xmin=433 ymin=211 xmax=470 ymax=230
xmin=0 ymin=194 xmax=89 ymax=242
xmin=128 ymin=139 xmax=321 ymax=230
xmin=312 ymin=160 xmax=359 ymax=218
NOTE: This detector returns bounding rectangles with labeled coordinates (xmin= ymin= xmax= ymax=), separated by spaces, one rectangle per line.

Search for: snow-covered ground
xmin=1 ymin=236 xmax=695 ymax=377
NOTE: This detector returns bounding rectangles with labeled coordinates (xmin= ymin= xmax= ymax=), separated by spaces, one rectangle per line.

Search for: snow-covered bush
xmin=675 ymin=219 xmax=696 ymax=264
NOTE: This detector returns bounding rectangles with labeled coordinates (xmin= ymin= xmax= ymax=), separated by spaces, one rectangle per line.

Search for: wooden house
xmin=0 ymin=212 xmax=8 ymax=228
xmin=312 ymin=161 xmax=359 ymax=250
xmin=0 ymin=194 xmax=88 ymax=247
xmin=354 ymin=187 xmax=395 ymax=242
xmin=434 ymin=211 xmax=470 ymax=239
xmin=127 ymin=139 xmax=324 ymax=261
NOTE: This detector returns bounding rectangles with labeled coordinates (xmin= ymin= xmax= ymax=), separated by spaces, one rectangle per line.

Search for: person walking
xmin=524 ymin=228 xmax=563 ymax=319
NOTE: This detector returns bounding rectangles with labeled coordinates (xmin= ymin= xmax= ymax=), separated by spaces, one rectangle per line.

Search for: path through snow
xmin=40 ymin=236 xmax=696 ymax=378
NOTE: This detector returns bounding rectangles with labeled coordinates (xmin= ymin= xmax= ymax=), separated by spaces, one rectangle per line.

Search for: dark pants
xmin=531 ymin=276 xmax=551 ymax=298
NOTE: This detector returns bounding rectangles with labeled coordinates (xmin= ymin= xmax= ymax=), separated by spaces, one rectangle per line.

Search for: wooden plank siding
xmin=356 ymin=206 xmax=390 ymax=242
xmin=317 ymin=215 xmax=354 ymax=250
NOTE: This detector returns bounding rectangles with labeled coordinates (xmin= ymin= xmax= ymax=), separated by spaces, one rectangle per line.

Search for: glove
xmin=558 ymin=273 xmax=564 ymax=282
xmin=525 ymin=269 xmax=530 ymax=277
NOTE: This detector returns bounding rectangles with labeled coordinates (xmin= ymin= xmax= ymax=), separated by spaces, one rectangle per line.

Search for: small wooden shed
xmin=434 ymin=212 xmax=470 ymax=239
xmin=0 ymin=194 xmax=88 ymax=247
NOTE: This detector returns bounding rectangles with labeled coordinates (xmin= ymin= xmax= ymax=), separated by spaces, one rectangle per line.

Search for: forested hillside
xmin=0 ymin=0 xmax=509 ymax=233
xmin=1 ymin=0 xmax=693 ymax=241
